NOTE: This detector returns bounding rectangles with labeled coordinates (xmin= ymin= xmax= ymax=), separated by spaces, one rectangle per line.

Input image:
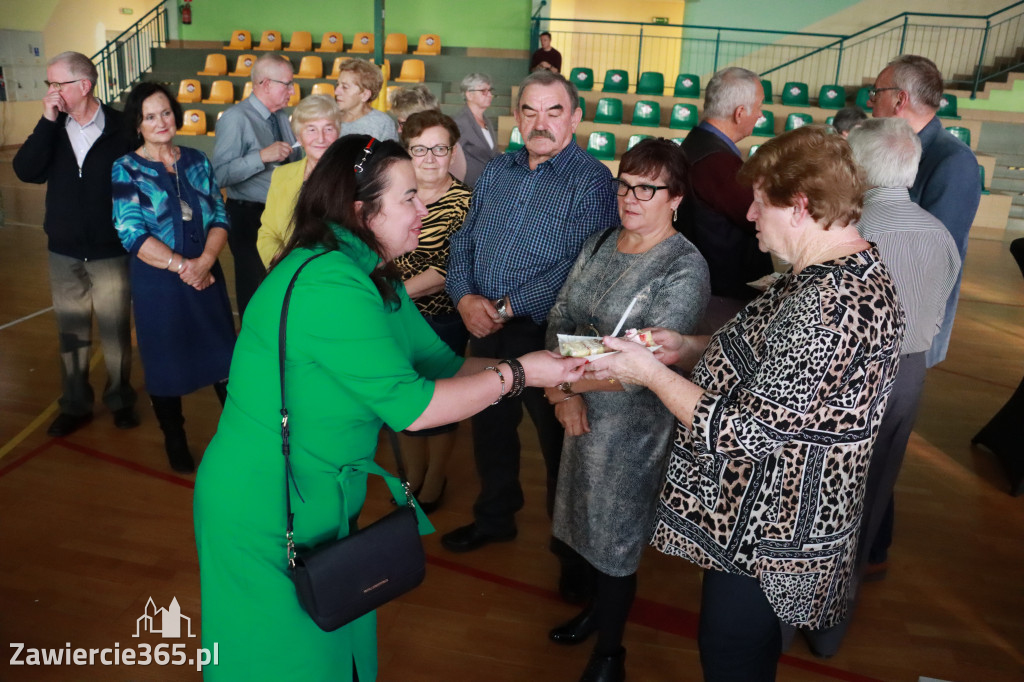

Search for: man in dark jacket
xmin=678 ymin=66 xmax=774 ymax=332
xmin=13 ymin=51 xmax=137 ymax=437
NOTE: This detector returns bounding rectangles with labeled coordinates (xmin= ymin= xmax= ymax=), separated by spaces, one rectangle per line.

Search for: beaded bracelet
xmin=501 ymin=358 xmax=526 ymax=399
xmin=484 ymin=365 xmax=506 ymax=405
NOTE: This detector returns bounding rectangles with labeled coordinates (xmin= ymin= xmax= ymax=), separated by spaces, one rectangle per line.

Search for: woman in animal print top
xmin=585 ymin=126 xmax=905 ymax=681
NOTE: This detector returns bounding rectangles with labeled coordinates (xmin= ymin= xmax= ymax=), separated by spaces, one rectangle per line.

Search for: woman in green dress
xmin=193 ymin=135 xmax=586 ymax=681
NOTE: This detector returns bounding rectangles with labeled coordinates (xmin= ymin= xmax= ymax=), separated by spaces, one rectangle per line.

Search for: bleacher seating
xmin=979 ymin=164 xmax=990 ymax=195
xmin=297 ymin=56 xmax=323 ymax=79
xmin=394 ymin=59 xmax=425 ymax=83
xmin=938 ymin=94 xmax=961 ymax=119
xmin=203 ymin=80 xmax=234 ymax=105
xmin=349 ymin=33 xmax=374 ymax=53
xmin=594 ymin=98 xmax=623 ymax=124
xmin=669 ymin=103 xmax=698 ymax=130
xmin=288 ymin=84 xmax=300 ymax=107
xmin=197 ymin=54 xmax=227 ymax=77
xmin=818 ymin=85 xmax=845 ymax=109
xmin=385 ymin=33 xmax=408 ymax=54
xmin=674 ymin=74 xmax=700 ymax=98
xmin=178 ymin=109 xmax=207 ymax=136
xmin=784 ymin=112 xmax=814 ymax=130
xmin=752 ymin=111 xmax=775 ymax=137
xmin=948 ymin=126 xmax=971 ymax=146
xmin=636 ymin=72 xmax=665 ymax=96
xmin=761 ymin=79 xmax=773 ymax=103
xmin=226 ymin=30 xmax=251 ymax=50
xmin=632 ymin=101 xmax=660 ymax=127
xmin=508 ymin=127 xmax=524 ymax=152
xmin=241 ymin=81 xmax=253 ymax=101
xmin=627 ymin=134 xmax=653 ymax=150
xmin=328 ymin=56 xmax=348 ymax=79
xmin=748 ymin=144 xmax=760 ymax=157
xmin=602 ymin=69 xmax=629 ymax=93
xmin=587 ymin=131 xmax=616 ymax=160
xmin=228 ymin=54 xmax=256 ymax=78
xmin=855 ymin=87 xmax=873 ymax=110
xmin=285 ymin=31 xmax=313 ymax=52
xmin=579 ymin=96 xmax=586 ymax=118
xmin=254 ymin=30 xmax=283 ymax=51
xmin=570 ymin=67 xmax=594 ymax=91
xmin=311 ymin=82 xmax=335 ymax=97
xmin=781 ymin=81 xmax=809 ymax=106
xmin=413 ymin=34 xmax=442 ymax=55
xmin=316 ymin=32 xmax=345 ymax=53
xmin=177 ymin=79 xmax=201 ymax=104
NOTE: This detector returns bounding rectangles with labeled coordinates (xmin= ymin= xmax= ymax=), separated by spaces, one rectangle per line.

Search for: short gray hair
xmin=832 ymin=106 xmax=867 ymax=134
xmin=460 ymin=72 xmax=493 ymax=95
xmin=290 ymin=94 xmax=343 ymax=137
xmin=887 ymin=55 xmax=943 ymax=110
xmin=515 ymin=70 xmax=579 ymax=113
xmin=704 ymin=67 xmax=760 ymax=120
xmin=252 ymin=53 xmax=293 ymax=85
xmin=388 ymin=85 xmax=438 ymax=120
xmin=48 ymin=51 xmax=98 ymax=92
xmin=847 ymin=117 xmax=921 ymax=188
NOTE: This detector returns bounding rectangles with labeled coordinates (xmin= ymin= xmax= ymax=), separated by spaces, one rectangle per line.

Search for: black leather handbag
xmin=279 ymin=251 xmax=426 ymax=632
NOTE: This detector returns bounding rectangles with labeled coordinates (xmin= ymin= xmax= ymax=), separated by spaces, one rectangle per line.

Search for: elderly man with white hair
xmin=798 ymin=117 xmax=961 ymax=659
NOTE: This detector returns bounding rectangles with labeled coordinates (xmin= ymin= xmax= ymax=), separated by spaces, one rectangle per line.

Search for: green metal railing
xmin=91 ymin=3 xmax=169 ymax=104
xmin=533 ymin=1 xmax=1024 ymax=99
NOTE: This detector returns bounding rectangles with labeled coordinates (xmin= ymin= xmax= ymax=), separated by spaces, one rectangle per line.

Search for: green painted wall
xmin=960 ymin=77 xmax=1024 ymax=113
xmin=683 ymin=0 xmax=861 ymax=32
xmin=178 ymin=0 xmax=531 ymax=50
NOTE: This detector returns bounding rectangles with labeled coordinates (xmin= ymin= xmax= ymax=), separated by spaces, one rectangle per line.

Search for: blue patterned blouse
xmin=112 ymin=146 xmax=229 ymax=254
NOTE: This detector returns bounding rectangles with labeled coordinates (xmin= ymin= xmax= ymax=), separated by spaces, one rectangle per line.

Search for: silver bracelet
xmin=176 ymin=259 xmax=185 ymax=273
xmin=165 ymin=254 xmax=174 ymax=269
xmin=484 ymin=365 xmax=506 ymax=405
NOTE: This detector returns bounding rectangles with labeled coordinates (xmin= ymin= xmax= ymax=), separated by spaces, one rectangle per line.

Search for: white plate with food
xmin=557 ymin=329 xmax=660 ymax=363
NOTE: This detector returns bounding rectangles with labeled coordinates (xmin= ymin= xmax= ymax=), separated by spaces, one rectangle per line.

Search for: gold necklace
xmin=582 ymin=230 xmax=663 ymax=336
xmin=142 ymin=145 xmax=192 ymax=221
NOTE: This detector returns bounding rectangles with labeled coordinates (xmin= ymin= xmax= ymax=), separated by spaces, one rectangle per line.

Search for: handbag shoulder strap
xmin=279 ymin=249 xmax=414 ymax=568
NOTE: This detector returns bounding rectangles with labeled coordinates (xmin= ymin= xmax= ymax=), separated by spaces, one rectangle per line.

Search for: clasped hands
xmin=178 ymin=256 xmax=215 ymax=290
xmin=582 ymin=327 xmax=685 ymax=386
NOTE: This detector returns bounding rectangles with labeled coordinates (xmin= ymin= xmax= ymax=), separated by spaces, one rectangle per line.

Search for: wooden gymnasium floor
xmin=0 ymin=221 xmax=1022 ymax=682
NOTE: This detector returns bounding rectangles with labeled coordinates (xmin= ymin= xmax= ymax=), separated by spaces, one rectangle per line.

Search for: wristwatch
xmin=494 ymin=296 xmax=512 ymax=322
xmin=559 ymin=381 xmax=575 ymax=397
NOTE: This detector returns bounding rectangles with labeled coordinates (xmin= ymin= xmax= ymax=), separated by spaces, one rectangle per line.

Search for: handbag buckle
xmin=286 ymin=531 xmax=296 ymax=568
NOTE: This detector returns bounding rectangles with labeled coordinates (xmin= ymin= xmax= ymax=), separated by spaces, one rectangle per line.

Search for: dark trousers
xmin=225 ymin=199 xmax=267 ymax=318
xmin=468 ymin=318 xmax=565 ymax=535
xmin=699 ymin=570 xmax=781 ymax=682
xmin=48 ymin=252 xmax=136 ymax=415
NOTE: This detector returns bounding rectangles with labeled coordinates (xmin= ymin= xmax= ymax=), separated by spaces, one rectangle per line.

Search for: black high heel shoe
xmin=416 ymin=478 xmax=447 ymax=515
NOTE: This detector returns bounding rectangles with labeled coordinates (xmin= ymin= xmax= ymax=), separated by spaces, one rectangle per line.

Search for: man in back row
xmin=213 ymin=53 xmax=300 ymax=318
xmin=13 ymin=51 xmax=138 ymax=437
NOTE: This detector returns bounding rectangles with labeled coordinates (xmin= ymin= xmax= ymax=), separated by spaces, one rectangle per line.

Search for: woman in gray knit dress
xmin=544 ymin=138 xmax=710 ymax=682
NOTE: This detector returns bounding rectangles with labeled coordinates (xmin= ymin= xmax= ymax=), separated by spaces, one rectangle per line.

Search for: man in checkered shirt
xmin=443 ymin=71 xmax=618 ymax=602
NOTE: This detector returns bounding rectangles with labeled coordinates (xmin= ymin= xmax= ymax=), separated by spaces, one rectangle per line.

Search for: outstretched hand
xmin=584 ymin=336 xmax=661 ymax=387
xmin=519 ymin=350 xmax=586 ymax=388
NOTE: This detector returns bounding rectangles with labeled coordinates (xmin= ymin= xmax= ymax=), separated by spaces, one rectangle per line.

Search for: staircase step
xmin=992 ymin=177 xmax=1024 ymax=192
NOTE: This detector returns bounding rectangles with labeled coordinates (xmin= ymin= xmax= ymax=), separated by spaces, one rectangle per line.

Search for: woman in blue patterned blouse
xmin=112 ymin=82 xmax=236 ymax=474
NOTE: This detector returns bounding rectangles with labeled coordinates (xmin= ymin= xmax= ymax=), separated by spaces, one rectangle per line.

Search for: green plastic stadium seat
xmin=818 ymin=85 xmax=845 ymax=109
xmin=670 ymin=103 xmax=698 ymax=130
xmin=631 ymin=100 xmax=660 ymax=127
xmin=579 ymin=96 xmax=586 ymax=119
xmin=784 ymin=112 xmax=814 ymax=131
xmin=627 ymin=134 xmax=653 ymax=150
xmin=570 ymin=67 xmax=594 ymax=92
xmin=670 ymin=137 xmax=685 ymax=145
xmin=674 ymin=73 xmax=701 ymax=98
xmin=855 ymin=86 xmax=873 ymax=110
xmin=781 ymin=81 xmax=809 ymax=106
xmin=636 ymin=71 xmax=665 ymax=96
xmin=603 ymin=69 xmax=629 ymax=93
xmin=826 ymin=116 xmax=835 ymax=126
xmin=748 ymin=144 xmax=760 ymax=157
xmin=507 ymin=127 xmax=524 ymax=152
xmin=937 ymin=93 xmax=960 ymax=119
xmin=586 ymin=131 xmax=616 ymax=160
xmin=594 ymin=97 xmax=624 ymax=124
xmin=947 ymin=126 xmax=970 ymax=146
xmin=761 ymin=79 xmax=773 ymax=103
xmin=752 ymin=110 xmax=775 ymax=137
xmin=979 ymin=164 xmax=990 ymax=195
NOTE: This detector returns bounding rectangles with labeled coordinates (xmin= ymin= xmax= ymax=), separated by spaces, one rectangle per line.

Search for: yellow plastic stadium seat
xmin=311 ymin=82 xmax=335 ymax=97
xmin=349 ymin=33 xmax=374 ymax=54
xmin=384 ymin=33 xmax=408 ymax=55
xmin=197 ymin=53 xmax=227 ymax=77
xmin=255 ymin=30 xmax=283 ymax=51
xmin=203 ymin=80 xmax=234 ymax=105
xmin=285 ymin=31 xmax=312 ymax=52
xmin=228 ymin=54 xmax=256 ymax=78
xmin=328 ymin=56 xmax=349 ymax=79
xmin=296 ymin=56 xmax=323 ymax=79
xmin=288 ymin=83 xmax=301 ymax=107
xmin=240 ymin=81 xmax=253 ymax=102
xmin=394 ymin=59 xmax=425 ymax=84
xmin=413 ymin=34 xmax=441 ymax=56
xmin=226 ymin=29 xmax=251 ymax=51
xmin=178 ymin=109 xmax=207 ymax=136
xmin=177 ymin=79 xmax=202 ymax=104
xmin=316 ymin=32 xmax=344 ymax=53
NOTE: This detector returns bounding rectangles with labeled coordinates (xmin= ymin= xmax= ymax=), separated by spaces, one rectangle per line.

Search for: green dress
xmin=194 ymin=227 xmax=463 ymax=681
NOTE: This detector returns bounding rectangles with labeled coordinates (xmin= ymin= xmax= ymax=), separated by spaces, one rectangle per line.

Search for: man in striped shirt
xmin=800 ymin=117 xmax=960 ymax=658
xmin=443 ymin=71 xmax=618 ymax=601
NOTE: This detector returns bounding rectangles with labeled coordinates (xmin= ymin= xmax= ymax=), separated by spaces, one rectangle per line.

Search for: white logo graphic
xmin=134 ymin=597 xmax=196 ymax=639
xmin=682 ymin=78 xmax=692 ymax=87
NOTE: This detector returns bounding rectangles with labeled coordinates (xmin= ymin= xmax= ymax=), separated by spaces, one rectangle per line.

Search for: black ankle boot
xmin=549 ymin=603 xmax=598 ymax=645
xmin=151 ymin=395 xmax=194 ymax=474
xmin=579 ymin=647 xmax=625 ymax=682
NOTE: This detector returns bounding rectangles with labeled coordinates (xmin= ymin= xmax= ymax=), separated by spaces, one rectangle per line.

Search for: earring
xmin=673 ymin=207 xmax=678 ymax=222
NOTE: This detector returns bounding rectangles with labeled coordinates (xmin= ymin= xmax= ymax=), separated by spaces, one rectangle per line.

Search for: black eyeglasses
xmin=409 ymin=144 xmax=452 ymax=157
xmin=615 ymin=179 xmax=668 ymax=201
xmin=264 ymin=78 xmax=295 ymax=89
xmin=44 ymin=79 xmax=83 ymax=91
xmin=868 ymin=86 xmax=900 ymax=99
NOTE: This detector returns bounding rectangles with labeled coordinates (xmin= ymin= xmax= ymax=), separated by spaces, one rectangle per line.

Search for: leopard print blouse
xmin=651 ymin=246 xmax=905 ymax=628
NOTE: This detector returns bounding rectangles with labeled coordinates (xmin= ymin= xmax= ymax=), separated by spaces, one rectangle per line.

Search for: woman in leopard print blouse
xmin=586 ymin=127 xmax=905 ymax=681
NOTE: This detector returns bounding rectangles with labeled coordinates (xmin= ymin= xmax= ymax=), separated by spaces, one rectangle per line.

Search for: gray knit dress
xmin=548 ymin=226 xmax=710 ymax=576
